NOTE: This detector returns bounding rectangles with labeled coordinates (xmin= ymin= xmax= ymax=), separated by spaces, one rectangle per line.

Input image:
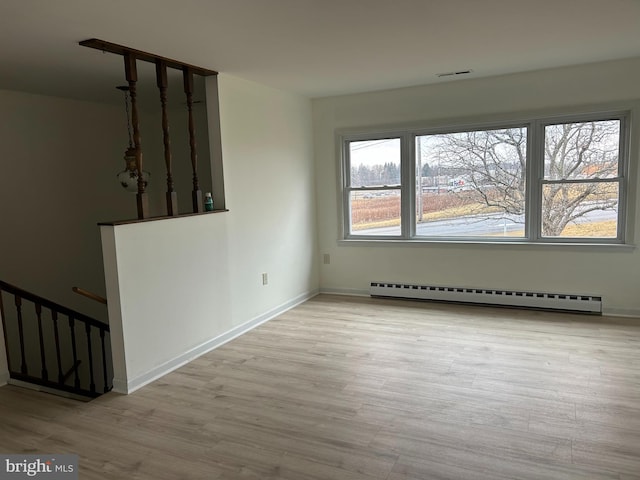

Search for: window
xmin=416 ymin=126 xmax=527 ymax=238
xmin=341 ymin=112 xmax=629 ymax=243
xmin=345 ymin=137 xmax=403 ymax=236
xmin=540 ymin=120 xmax=622 ymax=239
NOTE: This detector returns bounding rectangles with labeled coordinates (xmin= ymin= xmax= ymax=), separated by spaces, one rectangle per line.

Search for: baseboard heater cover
xmin=370 ymin=282 xmax=602 ymax=314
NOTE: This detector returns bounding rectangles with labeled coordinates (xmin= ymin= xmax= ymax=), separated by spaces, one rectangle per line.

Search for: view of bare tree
xmin=421 ymin=120 xmax=620 ymax=236
xmin=541 ymin=121 xmax=619 ymax=236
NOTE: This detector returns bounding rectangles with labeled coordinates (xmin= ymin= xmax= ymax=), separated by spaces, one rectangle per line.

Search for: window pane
xmin=541 ymin=182 xmax=618 ymax=238
xmin=350 ymin=190 xmax=401 ymax=236
xmin=349 ymin=139 xmax=401 ymax=187
xmin=544 ymin=120 xmax=620 ymax=180
xmin=416 ymin=127 xmax=526 ymax=237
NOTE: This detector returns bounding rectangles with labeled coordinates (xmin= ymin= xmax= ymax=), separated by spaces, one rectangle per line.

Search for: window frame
xmin=339 ymin=110 xmax=631 ymax=245
xmin=533 ymin=113 xmax=629 ymax=243
xmin=342 ymin=133 xmax=410 ymax=238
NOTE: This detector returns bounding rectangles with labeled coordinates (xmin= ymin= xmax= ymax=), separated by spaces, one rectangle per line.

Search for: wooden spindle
xmin=15 ymin=295 xmax=27 ymax=375
xmin=52 ymin=310 xmax=63 ymax=384
xmin=68 ymin=316 xmax=80 ymax=389
xmin=183 ymin=67 xmax=203 ymax=213
xmin=100 ymin=329 xmax=109 ymax=393
xmin=156 ymin=60 xmax=178 ymax=216
xmin=85 ymin=323 xmax=95 ymax=393
xmin=124 ymin=53 xmax=149 ymax=219
xmin=35 ymin=303 xmax=48 ymax=381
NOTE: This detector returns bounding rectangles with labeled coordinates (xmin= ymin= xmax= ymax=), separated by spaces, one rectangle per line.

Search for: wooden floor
xmin=2 ymin=294 xmax=640 ymax=479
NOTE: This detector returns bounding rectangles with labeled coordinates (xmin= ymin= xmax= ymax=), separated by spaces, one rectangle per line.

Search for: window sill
xmin=338 ymin=238 xmax=635 ymax=250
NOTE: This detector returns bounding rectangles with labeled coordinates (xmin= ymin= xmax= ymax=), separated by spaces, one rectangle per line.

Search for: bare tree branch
xmin=423 ymin=120 xmax=620 ymax=236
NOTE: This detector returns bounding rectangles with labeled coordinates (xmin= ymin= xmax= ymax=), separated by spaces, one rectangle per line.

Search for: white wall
xmin=102 ymin=74 xmax=318 ymax=392
xmin=101 ymin=215 xmax=234 ymax=392
xmin=0 ymin=89 xmax=137 ymax=321
xmin=217 ymin=74 xmax=318 ymax=324
xmin=313 ymin=57 xmax=640 ymax=316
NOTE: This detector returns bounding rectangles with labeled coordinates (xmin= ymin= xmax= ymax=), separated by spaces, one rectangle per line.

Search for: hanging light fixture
xmin=116 ymin=86 xmax=150 ymax=192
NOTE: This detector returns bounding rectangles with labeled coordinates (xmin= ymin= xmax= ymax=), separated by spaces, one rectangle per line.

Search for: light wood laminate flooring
xmin=1 ymin=294 xmax=640 ymax=479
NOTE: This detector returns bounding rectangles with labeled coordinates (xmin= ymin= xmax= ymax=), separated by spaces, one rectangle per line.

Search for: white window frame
xmin=339 ymin=110 xmax=631 ymax=245
xmin=532 ymin=113 xmax=629 ymax=243
xmin=342 ymin=134 xmax=411 ymax=238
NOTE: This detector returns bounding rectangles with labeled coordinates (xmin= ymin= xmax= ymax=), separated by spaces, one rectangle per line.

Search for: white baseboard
xmin=602 ymin=307 xmax=640 ymax=318
xmin=111 ymin=377 xmax=128 ymax=394
xmin=115 ymin=289 xmax=319 ymax=394
xmin=319 ymin=287 xmax=369 ymax=297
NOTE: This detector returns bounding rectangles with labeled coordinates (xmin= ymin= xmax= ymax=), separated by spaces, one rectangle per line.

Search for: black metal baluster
xmin=100 ymin=328 xmax=109 ymax=393
xmin=85 ymin=323 xmax=95 ymax=393
xmin=52 ymin=310 xmax=63 ymax=384
xmin=15 ymin=295 xmax=27 ymax=375
xmin=0 ymin=289 xmax=12 ymax=373
xmin=0 ymin=281 xmax=111 ymax=398
xmin=35 ymin=303 xmax=48 ymax=380
xmin=68 ymin=316 xmax=80 ymax=389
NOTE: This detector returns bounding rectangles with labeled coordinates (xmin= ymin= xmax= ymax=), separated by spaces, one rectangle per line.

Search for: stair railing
xmin=0 ymin=280 xmax=112 ymax=398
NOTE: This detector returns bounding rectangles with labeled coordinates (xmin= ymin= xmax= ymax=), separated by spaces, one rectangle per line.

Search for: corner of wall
xmin=99 ymin=225 xmax=129 ymax=393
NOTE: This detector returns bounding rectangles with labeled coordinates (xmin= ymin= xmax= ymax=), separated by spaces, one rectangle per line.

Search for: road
xmin=355 ymin=209 xmax=616 ymax=237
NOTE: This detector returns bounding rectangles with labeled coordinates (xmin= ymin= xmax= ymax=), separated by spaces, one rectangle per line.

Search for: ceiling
xmin=1 ymin=0 xmax=640 ymax=104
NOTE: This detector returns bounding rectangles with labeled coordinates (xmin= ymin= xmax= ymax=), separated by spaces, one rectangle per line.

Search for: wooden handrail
xmin=72 ymin=287 xmax=107 ymax=305
xmin=79 ymin=38 xmax=218 ymax=77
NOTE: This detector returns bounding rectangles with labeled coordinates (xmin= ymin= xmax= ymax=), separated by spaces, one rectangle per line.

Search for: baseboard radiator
xmin=370 ymin=282 xmax=602 ymax=314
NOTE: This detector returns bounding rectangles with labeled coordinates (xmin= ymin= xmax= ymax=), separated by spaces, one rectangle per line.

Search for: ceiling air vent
xmin=436 ymin=69 xmax=473 ymax=78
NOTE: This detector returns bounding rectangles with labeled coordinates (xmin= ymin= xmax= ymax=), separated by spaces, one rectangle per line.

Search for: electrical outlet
xmin=262 ymin=273 xmax=268 ymax=285
xmin=323 ymin=254 xmax=330 ymax=265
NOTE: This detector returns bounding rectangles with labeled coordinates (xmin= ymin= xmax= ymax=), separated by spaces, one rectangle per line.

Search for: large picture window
xmin=416 ymin=126 xmax=527 ymax=238
xmin=341 ymin=112 xmax=629 ymax=243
